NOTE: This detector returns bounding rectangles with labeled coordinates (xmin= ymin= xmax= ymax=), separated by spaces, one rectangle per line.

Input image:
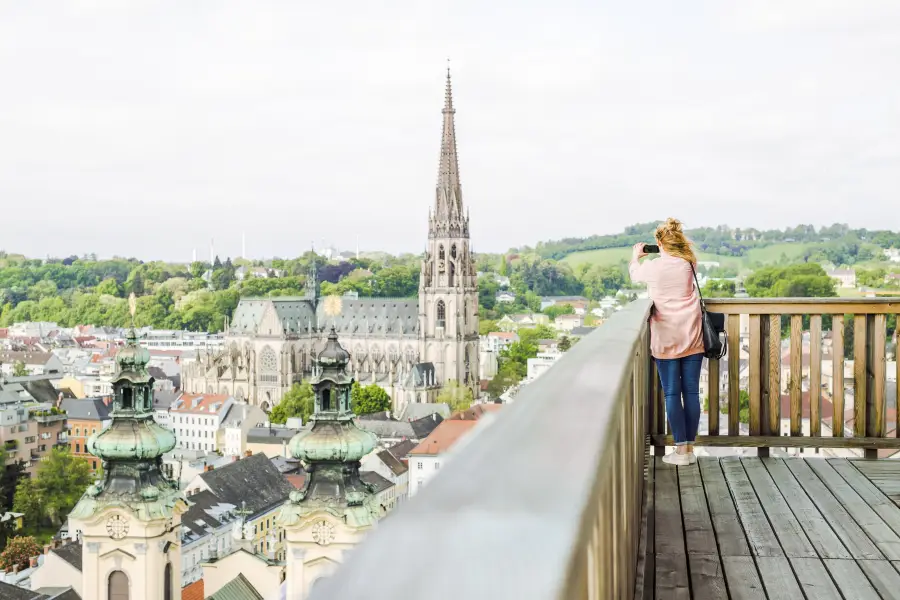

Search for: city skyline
xmin=1 ymin=1 xmax=899 ymax=261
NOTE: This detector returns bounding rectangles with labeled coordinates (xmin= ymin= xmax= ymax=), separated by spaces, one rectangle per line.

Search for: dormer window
xmin=321 ymin=388 xmax=332 ymax=412
xmin=122 ymin=388 xmax=133 ymax=410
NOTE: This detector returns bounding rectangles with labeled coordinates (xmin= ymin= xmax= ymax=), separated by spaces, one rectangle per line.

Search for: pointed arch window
xmin=438 ymin=245 xmax=445 ymax=260
xmin=464 ymin=298 xmax=468 ymax=325
xmin=109 ymin=571 xmax=129 ymax=600
xmin=451 ymin=244 xmax=457 ymax=259
xmin=437 ymin=300 xmax=446 ymax=328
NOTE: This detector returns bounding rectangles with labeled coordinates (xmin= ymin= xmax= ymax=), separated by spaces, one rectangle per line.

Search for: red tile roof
xmin=171 ymin=393 xmax=231 ymax=414
xmin=779 ymin=393 xmax=834 ymax=420
xmin=285 ymin=474 xmax=306 ymax=489
xmin=409 ymin=420 xmax=479 ymax=456
xmin=182 ymin=579 xmax=204 ymax=600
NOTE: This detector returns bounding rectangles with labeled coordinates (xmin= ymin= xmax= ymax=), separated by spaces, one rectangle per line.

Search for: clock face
xmin=106 ymin=514 xmax=129 ymax=540
xmin=311 ymin=520 xmax=335 ymax=546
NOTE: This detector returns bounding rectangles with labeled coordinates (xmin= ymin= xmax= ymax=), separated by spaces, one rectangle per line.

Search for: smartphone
xmin=643 ymin=244 xmax=659 ymax=254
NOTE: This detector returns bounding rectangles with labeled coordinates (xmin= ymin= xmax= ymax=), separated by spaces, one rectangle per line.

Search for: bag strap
xmin=689 ymin=262 xmax=708 ymax=311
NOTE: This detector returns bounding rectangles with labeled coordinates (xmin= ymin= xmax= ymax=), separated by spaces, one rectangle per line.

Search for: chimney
xmin=205 ymin=464 xmax=214 ymax=472
xmin=13 ymin=564 xmax=20 ymax=573
xmin=244 ymin=450 xmax=252 ymax=457
xmin=43 ymin=544 xmax=52 ymax=555
xmin=29 ymin=556 xmax=39 ymax=569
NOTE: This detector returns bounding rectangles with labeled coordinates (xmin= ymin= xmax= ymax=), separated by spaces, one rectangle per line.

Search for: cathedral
xmin=183 ymin=71 xmax=480 ymax=413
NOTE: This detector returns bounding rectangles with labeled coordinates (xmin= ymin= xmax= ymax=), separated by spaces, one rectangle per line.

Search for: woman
xmin=629 ymin=218 xmax=704 ymax=466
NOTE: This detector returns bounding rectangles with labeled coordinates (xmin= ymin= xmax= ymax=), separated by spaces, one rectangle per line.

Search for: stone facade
xmin=183 ymin=72 xmax=479 ymax=414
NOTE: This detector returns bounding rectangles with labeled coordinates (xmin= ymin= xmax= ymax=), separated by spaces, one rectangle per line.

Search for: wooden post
xmin=708 ymin=359 xmax=720 ymax=437
xmin=809 ymin=315 xmax=822 ymax=438
xmin=867 ymin=314 xmax=886 ymax=459
xmin=758 ymin=315 xmax=771 ymax=457
xmin=854 ymin=315 xmax=868 ymax=443
xmin=728 ymin=314 xmax=740 ymax=436
xmin=768 ymin=315 xmax=782 ymax=437
xmin=832 ymin=315 xmax=845 ymax=437
xmin=790 ymin=315 xmax=802 ymax=437
xmin=749 ymin=315 xmax=762 ymax=436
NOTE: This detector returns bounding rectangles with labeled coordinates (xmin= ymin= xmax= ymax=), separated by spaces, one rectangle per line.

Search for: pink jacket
xmin=629 ymin=252 xmax=704 ymax=360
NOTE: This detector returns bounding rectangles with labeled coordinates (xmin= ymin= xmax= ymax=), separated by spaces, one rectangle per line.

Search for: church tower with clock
xmin=277 ymin=327 xmax=381 ymax=600
xmin=69 ymin=307 xmax=187 ymax=600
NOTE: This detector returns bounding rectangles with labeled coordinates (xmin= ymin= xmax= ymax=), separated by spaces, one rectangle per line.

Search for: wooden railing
xmin=309 ymin=300 xmax=655 ymax=600
xmin=650 ymin=298 xmax=900 ymax=458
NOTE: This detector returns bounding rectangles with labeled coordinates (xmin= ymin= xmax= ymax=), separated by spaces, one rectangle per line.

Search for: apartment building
xmin=170 ymin=393 xmax=235 ymax=452
xmin=60 ymin=397 xmax=112 ymax=472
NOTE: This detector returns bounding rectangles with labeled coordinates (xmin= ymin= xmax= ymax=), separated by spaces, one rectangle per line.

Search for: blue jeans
xmin=656 ymin=354 xmax=703 ymax=445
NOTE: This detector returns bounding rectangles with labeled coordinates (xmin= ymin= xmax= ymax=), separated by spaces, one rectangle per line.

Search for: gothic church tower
xmin=420 ymin=69 xmax=479 ymax=394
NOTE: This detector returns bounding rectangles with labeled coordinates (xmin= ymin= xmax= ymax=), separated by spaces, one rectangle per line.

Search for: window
xmin=108 ymin=570 xmax=129 ymax=600
xmin=438 ymin=245 xmax=445 ymax=260
xmin=74 ymin=427 xmax=80 ymax=436
xmin=93 ymin=461 xmax=97 ymax=469
xmin=75 ymin=443 xmax=80 ymax=453
xmin=417 ymin=462 xmax=423 ymax=470
xmin=92 ymin=428 xmax=96 ymax=435
xmin=436 ymin=300 xmax=446 ymax=327
xmin=435 ymin=462 xmax=440 ymax=470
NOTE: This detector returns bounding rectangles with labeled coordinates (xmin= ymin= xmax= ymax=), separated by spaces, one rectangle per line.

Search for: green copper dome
xmin=116 ymin=329 xmax=151 ymax=373
xmin=288 ymin=420 xmax=375 ymax=463
xmin=88 ymin=418 xmax=176 ymax=460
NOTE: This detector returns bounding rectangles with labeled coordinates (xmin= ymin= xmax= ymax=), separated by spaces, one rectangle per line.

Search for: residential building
xmin=482 ymin=331 xmax=518 ymax=353
xmin=0 ymin=377 xmax=68 ymax=476
xmin=170 ymin=393 xmax=235 ymax=452
xmin=554 ymin=313 xmax=585 ymax=332
xmin=407 ymin=419 xmax=480 ymax=497
xmin=360 ymin=471 xmax=396 ymax=513
xmin=526 ymin=351 xmax=563 ymax=382
xmin=826 ymin=268 xmax=857 ymax=289
xmin=539 ymin=296 xmax=588 ymax=311
xmin=245 ymin=424 xmax=301 ymax=458
xmin=359 ymin=439 xmax=415 ymax=510
xmin=357 ymin=412 xmax=444 ymax=448
xmin=0 ymin=351 xmax=64 ymax=376
xmin=180 ymin=489 xmax=239 ymax=586
xmin=495 ymin=291 xmax=516 ymax=304
xmin=184 ymin=452 xmax=294 ymax=560
xmin=137 ymin=328 xmax=225 ymax=353
xmin=61 ymin=397 xmax=112 ymax=472
xmin=7 ymin=322 xmax=59 ymax=339
xmin=28 ymin=540 xmax=83 ymax=598
xmin=220 ymin=403 xmax=269 ymax=456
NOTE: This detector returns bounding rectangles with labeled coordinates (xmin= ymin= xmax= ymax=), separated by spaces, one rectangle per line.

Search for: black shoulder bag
xmin=690 ymin=264 xmax=727 ymax=360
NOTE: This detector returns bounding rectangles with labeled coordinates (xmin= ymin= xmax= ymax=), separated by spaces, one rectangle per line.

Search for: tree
xmin=96 ymin=277 xmax=122 ymax=297
xmin=701 ymin=280 xmax=736 ymax=298
xmin=350 ymin=382 xmax=392 ymax=415
xmin=486 ymin=363 xmax=522 ymax=398
xmin=268 ymin=382 xmax=315 ymax=425
xmin=0 ymin=536 xmax=41 ymax=571
xmin=14 ymin=448 xmax=93 ymax=527
xmin=543 ymin=303 xmax=575 ymax=320
xmin=708 ymin=389 xmax=751 ymax=424
xmin=11 ymin=361 xmax=28 ymax=377
xmin=744 ymin=264 xmax=836 ymax=298
xmin=436 ymin=380 xmax=474 ymax=412
xmin=558 ymin=335 xmax=572 ymax=351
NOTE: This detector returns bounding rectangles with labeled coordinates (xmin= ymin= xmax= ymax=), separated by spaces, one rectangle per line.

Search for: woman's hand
xmin=632 ymin=243 xmax=648 ymax=261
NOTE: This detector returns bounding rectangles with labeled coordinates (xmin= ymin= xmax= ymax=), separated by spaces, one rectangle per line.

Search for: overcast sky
xmin=1 ymin=1 xmax=898 ymax=261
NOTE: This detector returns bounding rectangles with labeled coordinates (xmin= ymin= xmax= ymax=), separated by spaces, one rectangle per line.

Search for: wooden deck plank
xmin=698 ymin=457 xmax=751 ymax=557
xmin=806 ymin=459 xmax=900 ymax=560
xmin=741 ymin=458 xmax=816 ymax=558
xmin=789 ymin=558 xmax=843 ymax=600
xmin=830 ymin=459 xmax=900 ymax=537
xmin=678 ymin=463 xmax=717 ymax=552
xmin=785 ymin=459 xmax=884 ymax=560
xmin=850 ymin=460 xmax=900 ymax=506
xmin=720 ymin=457 xmax=783 ymax=557
xmin=679 ymin=462 xmax=728 ymax=599
xmin=654 ymin=457 xmax=689 ymax=599
xmin=654 ymin=458 xmax=686 ymax=556
xmin=687 ymin=554 xmax=728 ymax=600
xmin=754 ymin=557 xmax=803 ymax=600
xmin=722 ymin=556 xmax=767 ymax=600
xmin=761 ymin=458 xmax=852 ymax=559
xmin=823 ymin=559 xmax=881 ymax=600
xmin=857 ymin=560 xmax=900 ymax=599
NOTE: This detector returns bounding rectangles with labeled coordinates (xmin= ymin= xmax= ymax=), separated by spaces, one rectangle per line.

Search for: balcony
xmin=32 ymin=410 xmax=67 ymax=425
xmin=312 ymin=298 xmax=900 ymax=600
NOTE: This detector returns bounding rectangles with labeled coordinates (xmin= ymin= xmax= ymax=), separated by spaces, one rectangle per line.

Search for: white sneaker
xmin=662 ymin=452 xmax=691 ymax=466
xmin=687 ymin=452 xmax=697 ymax=464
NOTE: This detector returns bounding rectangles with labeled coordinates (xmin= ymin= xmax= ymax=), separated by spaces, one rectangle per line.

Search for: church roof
xmin=404 ymin=362 xmax=437 ymax=388
xmin=52 ymin=541 xmax=83 ymax=572
xmin=197 ymin=453 xmax=294 ymax=519
xmin=205 ymin=573 xmax=264 ymax=600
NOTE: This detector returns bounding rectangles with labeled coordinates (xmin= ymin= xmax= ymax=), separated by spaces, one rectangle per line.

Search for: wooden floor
xmin=651 ymin=456 xmax=900 ymax=599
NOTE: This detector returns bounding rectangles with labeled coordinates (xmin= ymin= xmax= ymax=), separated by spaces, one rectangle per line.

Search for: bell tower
xmin=420 ymin=68 xmax=480 ymax=394
xmin=69 ymin=300 xmax=187 ymax=600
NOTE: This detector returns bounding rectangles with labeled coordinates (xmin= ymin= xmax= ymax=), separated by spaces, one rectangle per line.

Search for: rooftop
xmin=408 ymin=419 xmax=479 ymax=456
xmin=171 ymin=393 xmax=231 ymax=414
xmin=196 ymin=453 xmax=294 ymax=518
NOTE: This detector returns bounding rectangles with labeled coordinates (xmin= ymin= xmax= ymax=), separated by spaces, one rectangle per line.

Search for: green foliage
xmin=11 ymin=361 xmax=28 ymax=377
xmin=13 ymin=448 xmax=93 ymax=527
xmin=268 ymin=382 xmax=315 ymax=424
xmin=543 ymin=303 xmax=574 ymax=320
xmin=350 ymin=382 xmax=392 ymax=415
xmin=486 ymin=362 xmax=523 ymax=398
xmin=701 ymin=280 xmax=736 ymax=298
xmin=744 ymin=264 xmax=837 ymax=298
xmin=558 ymin=335 xmax=572 ymax=352
xmin=517 ymin=325 xmax=556 ymax=345
xmin=478 ymin=319 xmax=497 ymax=336
xmin=710 ymin=389 xmax=751 ymax=424
xmin=0 ymin=535 xmax=41 ymax=571
xmin=96 ymin=277 xmax=122 ymax=297
xmin=436 ymin=380 xmax=474 ymax=412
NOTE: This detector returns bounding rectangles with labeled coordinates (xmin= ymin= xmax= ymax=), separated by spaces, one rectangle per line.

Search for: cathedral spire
xmin=432 ymin=65 xmax=467 ymax=238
